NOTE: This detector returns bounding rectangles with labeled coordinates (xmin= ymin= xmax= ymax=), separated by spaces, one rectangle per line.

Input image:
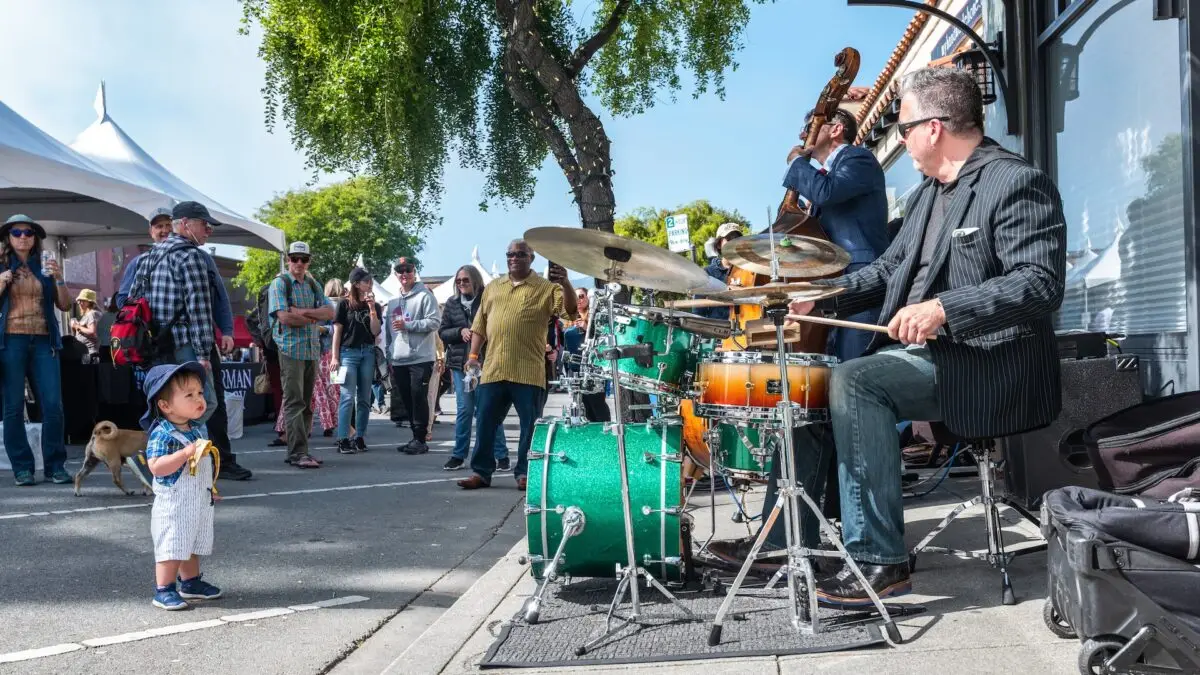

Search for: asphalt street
xmin=0 ymin=390 xmax=543 ymax=675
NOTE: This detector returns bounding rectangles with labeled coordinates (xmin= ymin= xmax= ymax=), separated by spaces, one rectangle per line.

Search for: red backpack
xmin=109 ymin=242 xmax=185 ymax=366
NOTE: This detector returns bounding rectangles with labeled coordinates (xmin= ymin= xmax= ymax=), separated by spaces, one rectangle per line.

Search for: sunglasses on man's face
xmin=506 ymin=251 xmax=530 ymax=259
xmin=395 ymin=266 xmax=415 ymax=274
xmin=288 ymin=255 xmax=310 ymax=264
xmin=8 ymin=229 xmax=36 ymax=238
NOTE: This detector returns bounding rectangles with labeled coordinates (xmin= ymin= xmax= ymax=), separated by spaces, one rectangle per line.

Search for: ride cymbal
xmin=702 ymin=281 xmax=845 ymax=305
xmin=721 ymin=233 xmax=850 ymax=278
xmin=524 ymin=226 xmax=719 ymax=294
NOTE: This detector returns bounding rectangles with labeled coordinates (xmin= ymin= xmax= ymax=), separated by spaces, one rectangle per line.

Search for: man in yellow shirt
xmin=457 ymin=239 xmax=577 ymax=491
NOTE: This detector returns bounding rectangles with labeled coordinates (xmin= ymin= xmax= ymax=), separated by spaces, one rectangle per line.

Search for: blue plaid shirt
xmin=268 ymin=273 xmax=329 ymax=361
xmin=145 ymin=419 xmax=209 ymax=487
xmin=134 ymin=234 xmax=216 ymax=358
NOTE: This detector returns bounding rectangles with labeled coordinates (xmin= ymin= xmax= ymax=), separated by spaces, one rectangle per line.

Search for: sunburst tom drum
xmin=694 ymin=351 xmax=837 ymax=424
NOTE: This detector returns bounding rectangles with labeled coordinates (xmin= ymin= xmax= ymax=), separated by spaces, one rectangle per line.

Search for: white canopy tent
xmin=69 ymin=83 xmax=284 ymax=252
xmin=0 ymin=99 xmax=175 ymax=258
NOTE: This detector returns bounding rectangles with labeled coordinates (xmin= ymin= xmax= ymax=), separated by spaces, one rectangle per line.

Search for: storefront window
xmin=1045 ymin=0 xmax=1187 ymax=335
xmin=882 ymin=151 xmax=925 ymax=219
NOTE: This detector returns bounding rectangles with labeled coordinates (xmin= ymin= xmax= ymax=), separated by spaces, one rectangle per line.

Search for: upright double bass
xmin=722 ymin=47 xmax=861 ymax=354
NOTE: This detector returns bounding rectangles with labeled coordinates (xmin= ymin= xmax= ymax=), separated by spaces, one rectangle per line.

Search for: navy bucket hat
xmin=140 ymin=362 xmax=207 ymax=430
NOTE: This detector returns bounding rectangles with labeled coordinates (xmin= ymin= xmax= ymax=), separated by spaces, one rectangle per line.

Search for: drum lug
xmin=642 ymin=554 xmax=683 ymax=567
xmin=525 ymin=504 xmax=566 ymax=516
xmin=641 ymin=505 xmax=682 ymax=516
xmin=529 ymin=451 xmax=567 ymax=462
xmin=519 ymin=554 xmax=545 ymax=565
xmin=643 ymin=451 xmax=682 ymax=463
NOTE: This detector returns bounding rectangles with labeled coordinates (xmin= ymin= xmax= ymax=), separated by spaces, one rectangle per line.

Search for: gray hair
xmin=900 ymin=67 xmax=984 ymax=135
xmin=453 ymin=264 xmax=484 ymax=298
xmin=508 ymin=238 xmax=531 ymax=251
xmin=171 ymin=218 xmax=187 ymax=231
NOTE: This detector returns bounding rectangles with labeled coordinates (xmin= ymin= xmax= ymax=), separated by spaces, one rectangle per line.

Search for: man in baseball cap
xmin=695 ymin=222 xmax=744 ymax=321
xmin=171 ymin=201 xmax=223 ymax=227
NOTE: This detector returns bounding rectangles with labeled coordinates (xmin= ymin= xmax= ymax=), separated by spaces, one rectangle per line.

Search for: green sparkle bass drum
xmin=525 ymin=419 xmax=689 ymax=582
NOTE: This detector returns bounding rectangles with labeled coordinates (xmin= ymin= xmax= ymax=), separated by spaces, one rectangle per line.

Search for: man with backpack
xmin=268 ymin=242 xmax=335 ymax=469
xmin=118 ymin=204 xmax=253 ymax=481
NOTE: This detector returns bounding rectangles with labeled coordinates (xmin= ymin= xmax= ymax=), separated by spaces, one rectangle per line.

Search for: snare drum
xmin=590 ymin=305 xmax=697 ymax=396
xmin=526 ymin=419 xmax=687 ymax=581
xmin=695 ymin=351 xmax=837 ymax=423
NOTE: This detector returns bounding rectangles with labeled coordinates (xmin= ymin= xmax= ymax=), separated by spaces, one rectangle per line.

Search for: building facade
xmin=851 ymin=0 xmax=1199 ymax=397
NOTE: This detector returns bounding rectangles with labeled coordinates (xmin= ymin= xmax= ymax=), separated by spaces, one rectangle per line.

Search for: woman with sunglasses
xmin=330 ymin=268 xmax=381 ymax=453
xmin=436 ymin=265 xmax=508 ymax=471
xmin=0 ymin=214 xmax=72 ymax=486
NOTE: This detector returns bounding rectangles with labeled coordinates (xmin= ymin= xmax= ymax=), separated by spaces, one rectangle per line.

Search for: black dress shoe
xmin=708 ymin=537 xmax=836 ymax=576
xmin=815 ymin=560 xmax=911 ymax=608
xmin=218 ymin=462 xmax=253 ymax=481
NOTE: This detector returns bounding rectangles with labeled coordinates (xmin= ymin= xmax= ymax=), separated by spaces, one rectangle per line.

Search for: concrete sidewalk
xmin=345 ymin=472 xmax=1080 ymax=674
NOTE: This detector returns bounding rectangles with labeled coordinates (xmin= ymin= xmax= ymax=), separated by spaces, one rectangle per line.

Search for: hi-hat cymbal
xmin=524 ymin=226 xmax=721 ymax=294
xmin=721 ymin=233 xmax=850 ymax=278
xmin=669 ymin=282 xmax=844 ymax=307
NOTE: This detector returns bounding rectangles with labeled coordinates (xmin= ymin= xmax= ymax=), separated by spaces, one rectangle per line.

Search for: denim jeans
xmin=451 ymin=369 xmax=508 ymax=461
xmin=760 ymin=424 xmax=834 ymax=549
xmin=831 ymin=345 xmax=940 ymax=565
xmin=336 ymin=345 xmax=375 ymax=439
xmin=167 ymin=346 xmax=218 ymax=426
xmin=1 ymin=334 xmax=65 ymax=476
xmin=469 ymin=381 xmax=541 ymax=482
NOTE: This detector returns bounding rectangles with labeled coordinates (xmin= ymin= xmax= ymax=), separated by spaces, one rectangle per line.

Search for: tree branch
xmin=567 ymin=0 xmax=632 ymax=76
xmin=500 ymin=45 xmax=582 ymax=193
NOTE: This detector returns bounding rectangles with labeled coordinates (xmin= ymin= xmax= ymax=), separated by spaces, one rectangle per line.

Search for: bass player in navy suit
xmin=707 ymin=107 xmax=892 ymax=576
xmin=789 ymin=67 xmax=1067 ymax=606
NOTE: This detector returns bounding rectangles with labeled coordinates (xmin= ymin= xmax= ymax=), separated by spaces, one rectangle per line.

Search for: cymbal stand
xmin=576 ymin=275 xmax=696 ymax=656
xmin=707 ymin=303 xmax=901 ymax=646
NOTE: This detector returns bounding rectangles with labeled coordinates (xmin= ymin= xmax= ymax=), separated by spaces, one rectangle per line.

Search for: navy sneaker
xmin=153 ymin=585 xmax=190 ymax=611
xmin=47 ymin=469 xmax=72 ymax=485
xmin=178 ymin=575 xmax=223 ymax=600
xmin=13 ymin=471 xmax=34 ymax=486
xmin=496 ymin=457 xmax=512 ymax=473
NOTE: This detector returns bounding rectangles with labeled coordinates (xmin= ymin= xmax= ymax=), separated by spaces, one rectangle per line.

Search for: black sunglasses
xmin=505 ymin=251 xmax=530 ymax=259
xmin=288 ymin=255 xmax=310 ymax=263
xmin=898 ymin=116 xmax=950 ymax=139
xmin=9 ymin=229 xmax=37 ymax=238
xmin=455 ymin=277 xmax=472 ymax=284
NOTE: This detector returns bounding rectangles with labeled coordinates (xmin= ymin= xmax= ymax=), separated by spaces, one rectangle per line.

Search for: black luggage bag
xmin=1084 ymin=392 xmax=1200 ymax=499
xmin=1041 ymin=485 xmax=1200 ymax=674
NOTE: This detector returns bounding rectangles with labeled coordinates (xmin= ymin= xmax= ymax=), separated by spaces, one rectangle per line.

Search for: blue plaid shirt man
xmin=137 ymin=233 xmax=215 ymax=358
xmin=268 ymin=273 xmax=328 ymax=361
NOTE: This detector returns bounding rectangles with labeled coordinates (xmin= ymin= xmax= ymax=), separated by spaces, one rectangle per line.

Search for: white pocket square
xmin=952 ymin=227 xmax=979 ymax=238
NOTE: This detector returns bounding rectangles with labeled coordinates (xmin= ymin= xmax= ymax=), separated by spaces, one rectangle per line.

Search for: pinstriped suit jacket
xmin=820 ymin=140 xmax=1068 ymax=439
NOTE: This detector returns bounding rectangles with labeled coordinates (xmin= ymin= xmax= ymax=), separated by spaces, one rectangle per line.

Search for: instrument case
xmin=1041 ymin=486 xmax=1200 ymax=674
xmin=1084 ymin=392 xmax=1200 ymax=500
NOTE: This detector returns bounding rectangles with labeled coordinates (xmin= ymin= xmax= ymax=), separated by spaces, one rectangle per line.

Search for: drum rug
xmin=481 ymin=577 xmax=919 ymax=668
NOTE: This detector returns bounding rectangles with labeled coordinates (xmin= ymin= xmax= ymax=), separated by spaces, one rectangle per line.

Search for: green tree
xmin=614 ymin=199 xmax=748 ymax=256
xmin=240 ymin=0 xmax=769 ymax=233
xmin=235 ymin=177 xmax=423 ymax=292
xmin=612 ymin=199 xmax=747 ymax=304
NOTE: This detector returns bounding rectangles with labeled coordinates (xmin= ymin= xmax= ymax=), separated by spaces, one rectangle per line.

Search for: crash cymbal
xmin=721 ymin=233 xmax=850 ymax=278
xmin=524 ymin=226 xmax=720 ymax=294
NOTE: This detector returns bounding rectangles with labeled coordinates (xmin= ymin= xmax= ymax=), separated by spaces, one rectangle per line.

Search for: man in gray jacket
xmin=384 ymin=257 xmax=441 ymax=454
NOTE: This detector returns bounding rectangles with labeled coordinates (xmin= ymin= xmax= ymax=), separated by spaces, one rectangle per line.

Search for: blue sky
xmin=0 ymin=1 xmax=914 ymax=277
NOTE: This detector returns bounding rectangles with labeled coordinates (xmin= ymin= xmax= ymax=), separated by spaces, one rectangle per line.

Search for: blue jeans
xmin=167 ymin=346 xmax=218 ymax=425
xmin=831 ymin=345 xmax=940 ymax=565
xmin=469 ymin=381 xmax=541 ymax=482
xmin=373 ymin=383 xmax=385 ymax=408
xmin=451 ymin=369 xmax=507 ymax=461
xmin=336 ymin=345 xmax=375 ymax=439
xmin=761 ymin=425 xmax=834 ymax=549
xmin=1 ymin=334 xmax=65 ymax=476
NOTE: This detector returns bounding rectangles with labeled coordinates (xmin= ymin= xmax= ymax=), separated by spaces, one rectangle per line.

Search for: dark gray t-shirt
xmin=905 ymin=180 xmax=957 ymax=306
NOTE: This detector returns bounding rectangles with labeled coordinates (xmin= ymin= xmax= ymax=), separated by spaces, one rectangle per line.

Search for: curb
xmin=382 ymin=538 xmax=528 ymax=675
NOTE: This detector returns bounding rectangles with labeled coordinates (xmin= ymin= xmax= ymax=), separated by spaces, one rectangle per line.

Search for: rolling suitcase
xmin=1041 ymin=486 xmax=1200 ymax=674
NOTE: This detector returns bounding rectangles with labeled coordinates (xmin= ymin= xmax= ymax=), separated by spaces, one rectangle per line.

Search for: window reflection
xmin=1045 ymin=0 xmax=1187 ymax=334
xmin=882 ymin=151 xmax=925 ymax=219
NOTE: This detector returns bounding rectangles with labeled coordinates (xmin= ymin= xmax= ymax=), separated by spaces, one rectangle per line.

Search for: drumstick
xmin=784 ymin=313 xmax=937 ymax=340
